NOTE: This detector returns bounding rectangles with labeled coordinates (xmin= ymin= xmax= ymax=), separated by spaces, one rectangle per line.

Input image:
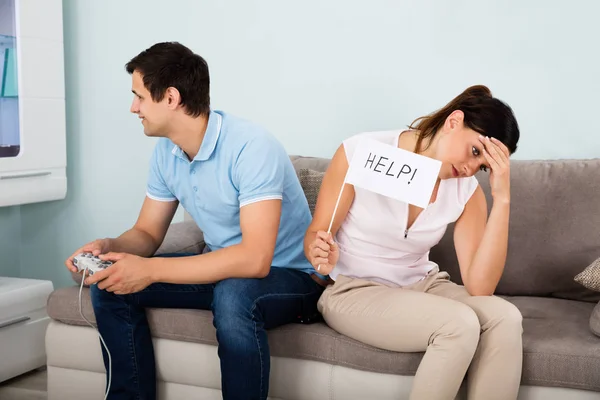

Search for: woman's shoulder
xmin=447 ymin=175 xmax=480 ymax=206
xmin=342 ymin=130 xmax=404 ymax=160
xmin=343 ymin=129 xmax=403 ymax=145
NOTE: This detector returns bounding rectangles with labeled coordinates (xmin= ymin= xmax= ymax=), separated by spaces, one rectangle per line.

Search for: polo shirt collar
xmin=171 ymin=110 xmax=223 ymax=162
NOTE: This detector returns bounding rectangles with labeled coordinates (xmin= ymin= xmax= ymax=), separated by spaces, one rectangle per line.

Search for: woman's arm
xmin=454 ymin=187 xmax=510 ymax=296
xmin=304 ymin=144 xmax=356 ymax=274
xmin=454 ymin=136 xmax=512 ymax=296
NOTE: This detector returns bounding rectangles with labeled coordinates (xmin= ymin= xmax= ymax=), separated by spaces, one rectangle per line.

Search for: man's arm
xmin=148 ymin=198 xmax=281 ymax=284
xmin=87 ymin=134 xmax=286 ymax=290
xmin=87 ymin=198 xmax=280 ymax=290
xmin=66 ymin=196 xmax=178 ymax=272
xmin=109 ymin=197 xmax=179 ymax=257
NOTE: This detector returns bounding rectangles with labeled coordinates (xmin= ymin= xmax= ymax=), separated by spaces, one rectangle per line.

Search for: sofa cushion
xmin=48 ymin=287 xmax=600 ymax=391
xmin=296 ymin=169 xmax=325 ymax=215
xmin=509 ymin=296 xmax=600 ymax=391
xmin=574 ymin=257 xmax=600 ymax=292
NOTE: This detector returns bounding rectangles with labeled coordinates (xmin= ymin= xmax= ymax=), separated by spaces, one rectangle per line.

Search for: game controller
xmin=73 ymin=252 xmax=113 ymax=275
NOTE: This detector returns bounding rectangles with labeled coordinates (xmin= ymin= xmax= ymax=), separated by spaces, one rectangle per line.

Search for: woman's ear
xmin=446 ymin=110 xmax=465 ymax=131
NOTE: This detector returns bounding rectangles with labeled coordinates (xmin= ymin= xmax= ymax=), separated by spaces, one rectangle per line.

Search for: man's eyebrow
xmin=131 ymin=90 xmax=141 ymax=97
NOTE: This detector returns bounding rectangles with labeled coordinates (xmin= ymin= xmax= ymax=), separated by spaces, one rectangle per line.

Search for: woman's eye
xmin=472 ymin=146 xmax=480 ymax=157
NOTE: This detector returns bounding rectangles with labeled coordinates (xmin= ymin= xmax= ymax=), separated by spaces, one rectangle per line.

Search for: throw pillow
xmin=574 ymin=257 xmax=600 ymax=338
xmin=590 ymin=302 xmax=600 ymax=338
xmin=296 ymin=168 xmax=325 ymax=215
xmin=574 ymin=257 xmax=600 ymax=292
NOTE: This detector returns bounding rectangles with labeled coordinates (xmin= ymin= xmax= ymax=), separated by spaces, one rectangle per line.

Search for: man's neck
xmin=167 ymin=114 xmax=209 ymax=161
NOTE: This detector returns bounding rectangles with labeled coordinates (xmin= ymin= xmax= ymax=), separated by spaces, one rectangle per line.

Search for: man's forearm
xmin=148 ymin=243 xmax=270 ymax=284
xmin=109 ymin=228 xmax=160 ymax=258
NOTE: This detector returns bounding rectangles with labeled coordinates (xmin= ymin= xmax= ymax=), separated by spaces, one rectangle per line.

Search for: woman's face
xmin=434 ymin=111 xmax=491 ymax=179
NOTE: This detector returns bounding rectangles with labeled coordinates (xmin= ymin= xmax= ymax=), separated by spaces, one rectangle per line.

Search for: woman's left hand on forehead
xmin=487 ymin=136 xmax=510 ymax=158
xmin=479 ymin=135 xmax=509 ymax=167
xmin=479 ymin=135 xmax=511 ymax=203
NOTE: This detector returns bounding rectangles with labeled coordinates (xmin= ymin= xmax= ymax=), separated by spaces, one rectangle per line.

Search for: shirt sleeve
xmin=459 ymin=176 xmax=480 ymax=206
xmin=234 ymin=135 xmax=285 ymax=208
xmin=146 ymin=142 xmax=177 ymax=202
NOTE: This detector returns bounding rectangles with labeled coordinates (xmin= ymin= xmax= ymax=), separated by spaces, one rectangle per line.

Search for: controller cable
xmin=78 ymin=266 xmax=112 ymax=400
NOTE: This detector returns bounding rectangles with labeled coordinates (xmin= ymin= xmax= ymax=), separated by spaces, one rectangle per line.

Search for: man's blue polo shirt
xmin=146 ymin=110 xmax=315 ymax=274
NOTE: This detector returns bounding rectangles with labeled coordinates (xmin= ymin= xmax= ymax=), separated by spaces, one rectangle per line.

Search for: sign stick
xmin=318 ymin=179 xmax=346 ymax=272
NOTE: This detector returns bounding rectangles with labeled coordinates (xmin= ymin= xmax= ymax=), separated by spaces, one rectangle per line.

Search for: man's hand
xmin=65 ymin=239 xmax=112 ymax=273
xmin=85 ymin=253 xmax=155 ymax=295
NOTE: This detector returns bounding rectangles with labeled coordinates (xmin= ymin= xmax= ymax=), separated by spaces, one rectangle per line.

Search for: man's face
xmin=129 ymin=71 xmax=169 ymax=137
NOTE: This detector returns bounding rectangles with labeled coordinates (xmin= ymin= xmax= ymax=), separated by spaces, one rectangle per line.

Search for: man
xmin=65 ymin=42 xmax=326 ymax=400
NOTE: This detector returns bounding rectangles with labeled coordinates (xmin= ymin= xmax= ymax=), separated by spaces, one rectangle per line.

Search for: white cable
xmin=79 ymin=267 xmax=112 ymax=400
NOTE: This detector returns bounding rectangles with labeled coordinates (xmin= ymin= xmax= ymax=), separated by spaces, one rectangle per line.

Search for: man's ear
xmin=165 ymin=87 xmax=182 ymax=110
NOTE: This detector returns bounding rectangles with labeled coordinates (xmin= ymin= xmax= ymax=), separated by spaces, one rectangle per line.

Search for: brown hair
xmin=409 ymin=85 xmax=520 ymax=154
xmin=126 ymin=42 xmax=210 ymax=118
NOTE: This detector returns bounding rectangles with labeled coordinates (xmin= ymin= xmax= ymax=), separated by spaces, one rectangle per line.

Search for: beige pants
xmin=318 ymin=269 xmax=523 ymax=400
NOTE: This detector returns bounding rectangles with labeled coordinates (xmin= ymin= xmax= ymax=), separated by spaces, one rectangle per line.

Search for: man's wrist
xmin=146 ymin=257 xmax=162 ymax=284
xmin=104 ymin=237 xmax=115 ymax=252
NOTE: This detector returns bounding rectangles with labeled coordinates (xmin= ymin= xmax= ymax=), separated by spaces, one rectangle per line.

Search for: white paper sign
xmin=345 ymin=138 xmax=442 ymax=208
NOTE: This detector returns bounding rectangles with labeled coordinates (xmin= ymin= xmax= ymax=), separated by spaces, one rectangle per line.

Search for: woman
xmin=304 ymin=85 xmax=523 ymax=400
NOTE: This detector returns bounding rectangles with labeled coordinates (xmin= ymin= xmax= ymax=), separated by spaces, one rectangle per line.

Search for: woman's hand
xmin=480 ymin=135 xmax=511 ymax=204
xmin=307 ymin=231 xmax=339 ymax=275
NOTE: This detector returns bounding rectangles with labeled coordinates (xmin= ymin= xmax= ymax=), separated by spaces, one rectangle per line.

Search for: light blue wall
xmin=0 ymin=206 xmax=20 ymax=278
xmin=2 ymin=0 xmax=600 ymax=287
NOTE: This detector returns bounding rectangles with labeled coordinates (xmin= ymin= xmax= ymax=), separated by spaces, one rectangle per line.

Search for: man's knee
xmin=89 ymin=283 xmax=107 ymax=306
xmin=89 ymin=283 xmax=127 ymax=309
xmin=212 ymin=279 xmax=257 ymax=327
xmin=211 ymin=279 xmax=263 ymax=354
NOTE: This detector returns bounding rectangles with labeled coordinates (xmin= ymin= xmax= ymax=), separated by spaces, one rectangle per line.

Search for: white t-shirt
xmin=330 ymin=130 xmax=479 ymax=287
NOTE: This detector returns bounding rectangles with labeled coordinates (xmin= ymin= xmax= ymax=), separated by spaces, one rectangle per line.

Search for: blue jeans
xmin=90 ymin=254 xmax=324 ymax=400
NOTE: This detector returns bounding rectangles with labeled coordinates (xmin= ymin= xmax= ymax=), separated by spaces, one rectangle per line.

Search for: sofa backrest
xmin=291 ymin=155 xmax=600 ymax=302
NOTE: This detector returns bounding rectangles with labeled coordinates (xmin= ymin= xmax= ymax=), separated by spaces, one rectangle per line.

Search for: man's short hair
xmin=126 ymin=42 xmax=210 ymax=117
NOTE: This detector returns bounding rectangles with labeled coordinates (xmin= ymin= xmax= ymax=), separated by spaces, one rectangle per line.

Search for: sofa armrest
xmin=69 ymin=221 xmax=205 ymax=286
xmin=155 ymin=220 xmax=205 ymax=255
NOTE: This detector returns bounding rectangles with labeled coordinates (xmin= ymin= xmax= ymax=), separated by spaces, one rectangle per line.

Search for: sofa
xmin=45 ymin=155 xmax=600 ymax=400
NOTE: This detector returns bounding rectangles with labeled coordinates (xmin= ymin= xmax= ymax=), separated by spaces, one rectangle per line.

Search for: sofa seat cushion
xmin=47 ymin=287 xmax=600 ymax=391
xmin=509 ymin=296 xmax=600 ymax=391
